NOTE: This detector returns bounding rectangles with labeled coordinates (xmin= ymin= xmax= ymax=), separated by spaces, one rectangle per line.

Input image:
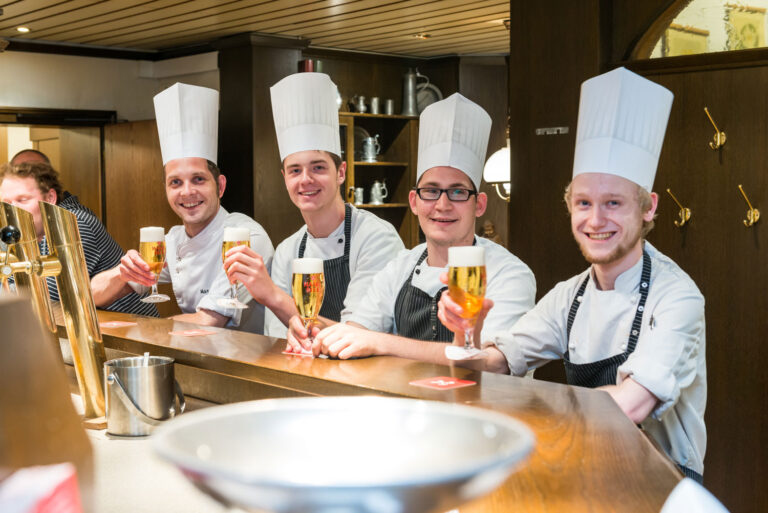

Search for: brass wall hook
xmin=704 ymin=107 xmax=726 ymax=150
xmin=738 ymin=184 xmax=760 ymax=227
xmin=665 ymin=188 xmax=691 ymax=227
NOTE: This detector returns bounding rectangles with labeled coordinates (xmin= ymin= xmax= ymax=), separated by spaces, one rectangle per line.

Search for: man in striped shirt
xmin=0 ymin=154 xmax=157 ymax=317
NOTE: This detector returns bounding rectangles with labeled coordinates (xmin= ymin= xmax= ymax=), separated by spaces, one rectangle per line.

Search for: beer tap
xmin=1 ymin=201 xmax=106 ymax=419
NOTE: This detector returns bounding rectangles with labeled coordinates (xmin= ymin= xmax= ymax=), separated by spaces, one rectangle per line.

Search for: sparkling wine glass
xmin=291 ymin=258 xmax=325 ymax=354
xmin=139 ymin=226 xmax=170 ymax=303
xmin=218 ymin=227 xmax=251 ymax=310
xmin=444 ymin=246 xmax=487 ymax=361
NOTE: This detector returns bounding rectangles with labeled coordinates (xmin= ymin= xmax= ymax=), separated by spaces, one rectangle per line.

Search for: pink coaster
xmin=168 ymin=329 xmax=216 ymax=337
xmin=409 ymin=376 xmax=476 ymax=390
xmin=99 ymin=321 xmax=137 ymax=328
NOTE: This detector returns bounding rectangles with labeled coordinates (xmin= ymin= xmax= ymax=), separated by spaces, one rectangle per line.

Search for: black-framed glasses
xmin=413 ymin=187 xmax=478 ymax=202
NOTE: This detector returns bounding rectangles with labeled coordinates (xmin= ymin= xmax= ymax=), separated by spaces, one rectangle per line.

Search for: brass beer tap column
xmin=1 ymin=201 xmax=106 ymax=418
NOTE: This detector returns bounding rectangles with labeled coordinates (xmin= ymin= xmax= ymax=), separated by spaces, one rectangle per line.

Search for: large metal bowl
xmin=152 ymin=396 xmax=534 ymax=513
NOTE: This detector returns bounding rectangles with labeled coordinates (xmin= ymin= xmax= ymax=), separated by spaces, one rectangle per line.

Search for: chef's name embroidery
xmin=200 ymin=289 xmax=209 ymax=294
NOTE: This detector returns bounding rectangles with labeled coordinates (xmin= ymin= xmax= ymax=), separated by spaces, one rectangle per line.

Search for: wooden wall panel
xmin=0 ymin=126 xmax=7 ymax=164
xmin=103 ymin=120 xmax=180 ymax=317
xmin=58 ymin=126 xmax=102 ymax=218
xmin=646 ymin=66 xmax=768 ymax=513
xmin=459 ymin=57 xmax=509 ymax=248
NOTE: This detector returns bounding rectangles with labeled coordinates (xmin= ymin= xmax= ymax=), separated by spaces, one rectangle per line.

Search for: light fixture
xmin=16 ymin=26 xmax=30 ymax=33
xmin=483 ymin=137 xmax=511 ymax=202
xmin=413 ymin=33 xmax=431 ymax=40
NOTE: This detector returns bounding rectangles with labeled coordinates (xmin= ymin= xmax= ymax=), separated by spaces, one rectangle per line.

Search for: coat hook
xmin=665 ymin=188 xmax=691 ymax=227
xmin=704 ymin=107 xmax=726 ymax=150
xmin=738 ymin=184 xmax=760 ymax=227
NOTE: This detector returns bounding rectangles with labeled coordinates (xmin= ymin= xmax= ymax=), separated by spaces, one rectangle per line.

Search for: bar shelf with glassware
xmin=340 ymin=112 xmax=418 ymax=247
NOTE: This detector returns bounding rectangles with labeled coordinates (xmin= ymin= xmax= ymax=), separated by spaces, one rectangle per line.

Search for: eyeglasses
xmin=413 ymin=187 xmax=478 ymax=202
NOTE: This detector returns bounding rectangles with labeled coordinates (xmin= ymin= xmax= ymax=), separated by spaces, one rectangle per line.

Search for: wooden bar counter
xmin=58 ymin=311 xmax=682 ymax=513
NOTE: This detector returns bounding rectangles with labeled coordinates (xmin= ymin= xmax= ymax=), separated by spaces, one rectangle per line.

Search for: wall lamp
xmin=483 ymin=138 xmax=511 ymax=202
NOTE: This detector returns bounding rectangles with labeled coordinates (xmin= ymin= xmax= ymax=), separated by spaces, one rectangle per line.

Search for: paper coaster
xmin=99 ymin=321 xmax=137 ymax=328
xmin=409 ymin=376 xmax=476 ymax=390
xmin=445 ymin=346 xmax=488 ymax=361
xmin=168 ymin=329 xmax=216 ymax=337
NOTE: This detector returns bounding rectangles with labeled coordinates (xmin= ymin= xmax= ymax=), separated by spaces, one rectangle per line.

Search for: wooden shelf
xmin=356 ymin=203 xmax=409 ymax=208
xmin=341 ymin=112 xmax=417 ymax=120
xmin=353 ymin=161 xmax=408 ymax=166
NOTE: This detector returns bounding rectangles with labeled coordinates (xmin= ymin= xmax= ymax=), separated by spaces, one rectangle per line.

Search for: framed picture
xmin=726 ymin=4 xmax=766 ymax=50
xmin=664 ymin=23 xmax=709 ymax=57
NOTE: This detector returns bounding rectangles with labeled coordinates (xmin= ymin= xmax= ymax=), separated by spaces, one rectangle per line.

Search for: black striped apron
xmin=563 ymin=250 xmax=703 ymax=483
xmin=393 ymin=249 xmax=453 ymax=342
xmin=297 ymin=203 xmax=352 ymax=322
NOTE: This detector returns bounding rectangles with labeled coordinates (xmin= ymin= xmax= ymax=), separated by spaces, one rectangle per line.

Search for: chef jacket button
xmin=638 ymin=305 xmax=644 ymax=312
xmin=415 ymin=269 xmax=420 ymax=275
xmin=631 ymin=329 xmax=638 ymax=336
xmin=641 ymin=282 xmax=648 ymax=288
xmin=176 ymin=268 xmax=181 ymax=274
xmin=338 ymin=238 xmax=343 ymax=244
xmin=576 ymin=296 xmax=583 ymax=302
xmin=621 ymin=344 xmax=627 ymax=351
xmin=569 ymin=343 xmax=575 ymax=349
xmin=177 ymin=256 xmax=182 ymax=262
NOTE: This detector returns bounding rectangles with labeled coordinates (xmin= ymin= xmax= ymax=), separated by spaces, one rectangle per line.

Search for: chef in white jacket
xmin=304 ymin=93 xmax=535 ymax=363
xmin=439 ymin=67 xmax=706 ymax=483
xmin=223 ymin=72 xmax=403 ymax=344
xmin=96 ymin=83 xmax=274 ymax=330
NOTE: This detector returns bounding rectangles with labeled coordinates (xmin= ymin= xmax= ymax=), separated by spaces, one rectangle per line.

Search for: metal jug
xmin=361 ymin=134 xmax=381 ymax=162
xmin=401 ymin=68 xmax=429 ymax=116
xmin=370 ymin=180 xmax=388 ymax=205
xmin=105 ymin=355 xmax=185 ymax=436
xmin=352 ymin=95 xmax=367 ymax=113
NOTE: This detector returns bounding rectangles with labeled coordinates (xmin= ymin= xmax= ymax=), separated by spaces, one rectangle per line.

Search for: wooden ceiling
xmin=0 ymin=0 xmax=510 ymax=58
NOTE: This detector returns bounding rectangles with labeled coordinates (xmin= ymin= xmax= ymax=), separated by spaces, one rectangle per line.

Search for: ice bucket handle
xmin=106 ymin=372 xmax=185 ymax=427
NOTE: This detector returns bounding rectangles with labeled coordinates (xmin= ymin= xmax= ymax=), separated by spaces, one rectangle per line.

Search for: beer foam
xmin=223 ymin=227 xmax=251 ymax=241
xmin=448 ymin=246 xmax=485 ymax=267
xmin=293 ymin=258 xmax=324 ymax=274
xmin=139 ymin=226 xmax=164 ymax=242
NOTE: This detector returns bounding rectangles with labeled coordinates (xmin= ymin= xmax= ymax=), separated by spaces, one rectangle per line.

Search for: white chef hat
xmin=153 ymin=83 xmax=219 ymax=166
xmin=417 ymin=93 xmax=491 ymax=190
xmin=270 ymin=72 xmax=341 ymax=161
xmin=573 ymin=67 xmax=673 ymax=191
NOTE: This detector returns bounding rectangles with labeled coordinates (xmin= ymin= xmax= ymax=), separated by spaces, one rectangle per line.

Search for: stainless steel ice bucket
xmin=104 ymin=355 xmax=185 ymax=436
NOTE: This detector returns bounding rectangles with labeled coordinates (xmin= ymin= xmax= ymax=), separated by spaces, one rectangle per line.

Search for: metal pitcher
xmin=370 ymin=180 xmax=388 ymax=205
xmin=401 ymin=68 xmax=429 ymax=116
xmin=361 ymin=134 xmax=381 ymax=162
xmin=105 ymin=355 xmax=185 ymax=436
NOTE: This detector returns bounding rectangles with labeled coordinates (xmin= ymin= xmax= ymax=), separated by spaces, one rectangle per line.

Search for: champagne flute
xmin=218 ymin=227 xmax=251 ymax=310
xmin=291 ymin=258 xmax=325 ymax=354
xmin=445 ymin=246 xmax=487 ymax=360
xmin=139 ymin=227 xmax=170 ymax=303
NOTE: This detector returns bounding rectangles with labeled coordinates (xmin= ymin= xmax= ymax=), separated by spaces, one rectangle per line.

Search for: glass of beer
xmin=218 ymin=227 xmax=251 ymax=310
xmin=291 ymin=258 xmax=325 ymax=350
xmin=139 ymin=226 xmax=170 ymax=303
xmin=445 ymin=246 xmax=487 ymax=360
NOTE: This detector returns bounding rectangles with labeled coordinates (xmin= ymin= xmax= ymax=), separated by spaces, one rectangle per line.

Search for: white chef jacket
xmin=347 ymin=237 xmax=536 ymax=342
xmin=494 ymin=241 xmax=706 ymax=474
xmin=158 ymin=207 xmax=274 ymax=329
xmin=265 ymin=205 xmax=404 ymax=337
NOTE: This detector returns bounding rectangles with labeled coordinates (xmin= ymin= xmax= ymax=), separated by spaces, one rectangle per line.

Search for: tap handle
xmin=1 ymin=225 xmax=21 ymax=245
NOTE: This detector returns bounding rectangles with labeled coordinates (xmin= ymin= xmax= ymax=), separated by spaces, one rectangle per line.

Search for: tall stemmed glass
xmin=291 ymin=258 xmax=325 ymax=354
xmin=445 ymin=246 xmax=487 ymax=360
xmin=218 ymin=227 xmax=251 ymax=310
xmin=139 ymin=227 xmax=170 ymax=303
